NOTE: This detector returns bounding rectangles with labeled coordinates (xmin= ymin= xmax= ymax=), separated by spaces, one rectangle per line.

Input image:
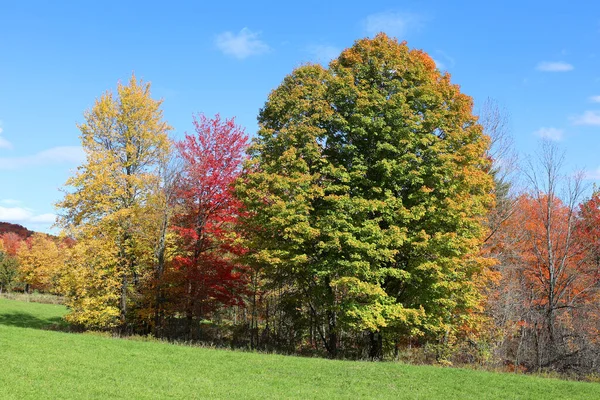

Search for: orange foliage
xmin=1 ymin=233 xmax=23 ymax=257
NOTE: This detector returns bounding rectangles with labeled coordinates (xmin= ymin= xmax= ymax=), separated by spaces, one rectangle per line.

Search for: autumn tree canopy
xmin=166 ymin=114 xmax=249 ymax=338
xmin=57 ymin=74 xmax=172 ymax=329
xmin=20 ymin=35 xmax=599 ymax=373
xmin=236 ymin=34 xmax=494 ymax=358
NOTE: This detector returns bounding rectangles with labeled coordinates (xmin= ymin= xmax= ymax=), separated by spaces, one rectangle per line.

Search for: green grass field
xmin=1 ymin=298 xmax=599 ymax=399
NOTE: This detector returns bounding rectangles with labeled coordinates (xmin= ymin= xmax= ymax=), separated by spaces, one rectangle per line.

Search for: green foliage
xmin=0 ymin=251 xmax=19 ymax=293
xmin=236 ymin=34 xmax=494 ymax=355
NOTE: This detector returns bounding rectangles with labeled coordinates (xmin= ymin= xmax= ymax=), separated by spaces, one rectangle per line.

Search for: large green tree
xmin=237 ymin=34 xmax=494 ymax=358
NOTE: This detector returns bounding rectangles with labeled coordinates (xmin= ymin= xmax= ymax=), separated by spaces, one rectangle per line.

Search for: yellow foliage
xmin=56 ymin=74 xmax=172 ymax=329
xmin=59 ymin=236 xmax=121 ymax=328
xmin=17 ymin=234 xmax=63 ymax=293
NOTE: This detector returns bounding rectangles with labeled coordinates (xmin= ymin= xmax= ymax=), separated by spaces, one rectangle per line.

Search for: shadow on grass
xmin=0 ymin=311 xmax=69 ymax=331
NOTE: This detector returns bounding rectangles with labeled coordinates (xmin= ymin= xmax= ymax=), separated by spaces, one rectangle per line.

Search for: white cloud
xmin=215 ymin=28 xmax=270 ymax=59
xmin=0 ymin=146 xmax=85 ymax=170
xmin=0 ymin=137 xmax=12 ymax=150
xmin=0 ymin=206 xmax=33 ymax=222
xmin=363 ymin=11 xmax=424 ymax=38
xmin=0 ymin=199 xmax=21 ymax=206
xmin=589 ymin=95 xmax=600 ymax=103
xmin=585 ymin=167 xmax=600 ymax=180
xmin=433 ymin=59 xmax=445 ymax=70
xmin=0 ymin=206 xmax=56 ymax=227
xmin=535 ymin=61 xmax=574 ymax=72
xmin=0 ymin=121 xmax=12 ymax=150
xmin=534 ymin=127 xmax=564 ymax=141
xmin=307 ymin=45 xmax=341 ymax=63
xmin=572 ymin=111 xmax=600 ymax=126
xmin=29 ymin=213 xmax=57 ymax=224
xmin=435 ymin=50 xmax=455 ymax=68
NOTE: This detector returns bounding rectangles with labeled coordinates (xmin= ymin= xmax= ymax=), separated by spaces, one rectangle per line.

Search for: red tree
xmin=1 ymin=233 xmax=23 ymax=257
xmin=168 ymin=114 xmax=249 ymax=337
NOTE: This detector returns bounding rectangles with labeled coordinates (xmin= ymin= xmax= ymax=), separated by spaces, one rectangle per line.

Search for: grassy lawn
xmin=0 ymin=298 xmax=599 ymax=399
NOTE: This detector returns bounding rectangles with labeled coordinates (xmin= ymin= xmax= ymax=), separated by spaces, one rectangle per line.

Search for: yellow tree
xmin=57 ymin=74 xmax=171 ymax=330
xmin=17 ymin=233 xmax=63 ymax=293
xmin=59 ymin=234 xmax=122 ymax=328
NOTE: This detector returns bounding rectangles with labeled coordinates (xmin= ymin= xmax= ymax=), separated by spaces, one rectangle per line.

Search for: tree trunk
xmin=120 ymin=271 xmax=128 ymax=333
xmin=153 ymin=212 xmax=168 ymax=336
xmin=369 ymin=331 xmax=383 ymax=360
xmin=327 ymin=310 xmax=337 ymax=359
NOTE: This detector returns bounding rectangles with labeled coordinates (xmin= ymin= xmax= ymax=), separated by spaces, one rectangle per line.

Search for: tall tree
xmin=494 ymin=141 xmax=591 ymax=371
xmin=523 ymin=142 xmax=585 ymax=356
xmin=167 ymin=114 xmax=248 ymax=339
xmin=144 ymin=148 xmax=182 ymax=335
xmin=237 ymin=34 xmax=494 ymax=358
xmin=57 ymin=74 xmax=172 ymax=330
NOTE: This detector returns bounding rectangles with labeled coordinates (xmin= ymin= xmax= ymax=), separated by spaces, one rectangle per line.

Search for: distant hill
xmin=0 ymin=222 xmax=35 ymax=239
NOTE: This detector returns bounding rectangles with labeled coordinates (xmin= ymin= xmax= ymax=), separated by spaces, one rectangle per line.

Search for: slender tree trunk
xmin=250 ymin=271 xmax=258 ymax=349
xmin=120 ymin=270 xmax=128 ymax=332
xmin=327 ymin=310 xmax=337 ymax=359
xmin=186 ymin=280 xmax=194 ymax=340
xmin=153 ymin=212 xmax=168 ymax=336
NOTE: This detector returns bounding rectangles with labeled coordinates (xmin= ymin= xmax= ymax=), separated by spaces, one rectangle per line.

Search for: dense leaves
xmin=163 ymin=114 xmax=248 ymax=338
xmin=9 ymin=34 xmax=600 ymax=377
xmin=57 ymin=74 xmax=172 ymax=329
xmin=236 ymin=34 xmax=494 ymax=358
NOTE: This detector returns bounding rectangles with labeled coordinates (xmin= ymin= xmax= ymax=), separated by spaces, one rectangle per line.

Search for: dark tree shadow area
xmin=0 ymin=312 xmax=68 ymax=331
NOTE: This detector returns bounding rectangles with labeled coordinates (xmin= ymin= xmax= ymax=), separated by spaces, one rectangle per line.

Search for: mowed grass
xmin=1 ymin=299 xmax=599 ymax=400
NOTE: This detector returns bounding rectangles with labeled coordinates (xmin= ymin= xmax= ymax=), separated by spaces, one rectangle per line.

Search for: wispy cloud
xmin=432 ymin=50 xmax=456 ymax=71
xmin=363 ymin=11 xmax=425 ymax=38
xmin=306 ymin=44 xmax=341 ymax=64
xmin=29 ymin=213 xmax=57 ymax=224
xmin=535 ymin=61 xmax=574 ymax=72
xmin=0 ymin=205 xmax=56 ymax=226
xmin=0 ymin=121 xmax=12 ymax=150
xmin=589 ymin=95 xmax=600 ymax=103
xmin=0 ymin=137 xmax=11 ymax=150
xmin=534 ymin=127 xmax=564 ymax=141
xmin=0 ymin=146 xmax=85 ymax=170
xmin=572 ymin=111 xmax=600 ymax=126
xmin=585 ymin=167 xmax=600 ymax=180
xmin=0 ymin=199 xmax=21 ymax=206
xmin=215 ymin=28 xmax=270 ymax=59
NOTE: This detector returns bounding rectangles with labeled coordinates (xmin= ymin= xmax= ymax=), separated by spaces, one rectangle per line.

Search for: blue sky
xmin=1 ymin=1 xmax=600 ymax=232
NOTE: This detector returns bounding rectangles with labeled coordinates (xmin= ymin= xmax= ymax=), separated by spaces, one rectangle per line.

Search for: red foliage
xmin=514 ymin=194 xmax=588 ymax=308
xmin=498 ymin=192 xmax=600 ymax=340
xmin=168 ymin=114 xmax=249 ymax=317
xmin=0 ymin=222 xmax=33 ymax=239
xmin=1 ymin=232 xmax=23 ymax=256
xmin=577 ymin=191 xmax=600 ymax=266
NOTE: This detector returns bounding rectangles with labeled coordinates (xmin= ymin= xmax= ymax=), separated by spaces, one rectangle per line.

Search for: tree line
xmin=2 ymin=34 xmax=599 ymax=376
